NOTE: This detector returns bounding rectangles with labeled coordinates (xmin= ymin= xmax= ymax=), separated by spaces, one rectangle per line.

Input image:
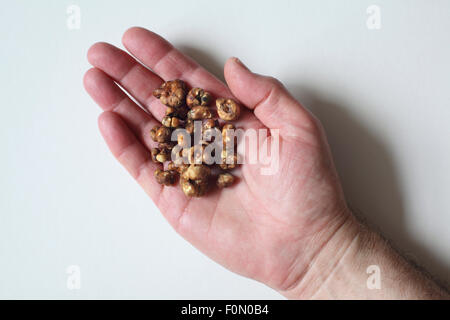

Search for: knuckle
xmin=266 ymin=76 xmax=283 ymax=88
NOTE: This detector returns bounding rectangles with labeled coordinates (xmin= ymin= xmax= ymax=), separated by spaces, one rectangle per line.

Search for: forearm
xmin=280 ymin=213 xmax=449 ymax=300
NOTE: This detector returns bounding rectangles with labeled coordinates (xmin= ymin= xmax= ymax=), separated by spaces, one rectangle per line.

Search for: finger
xmin=122 ymin=27 xmax=263 ymax=131
xmin=98 ymin=111 xmax=162 ymax=201
xmin=122 ymin=27 xmax=230 ymax=98
xmin=224 ymin=57 xmax=315 ymax=137
xmin=83 ymin=68 xmax=158 ymax=149
xmin=87 ymin=42 xmax=166 ymax=121
xmin=98 ymin=112 xmax=218 ymax=234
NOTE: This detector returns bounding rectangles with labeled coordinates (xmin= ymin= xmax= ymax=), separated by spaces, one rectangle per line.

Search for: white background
xmin=0 ymin=0 xmax=449 ymax=299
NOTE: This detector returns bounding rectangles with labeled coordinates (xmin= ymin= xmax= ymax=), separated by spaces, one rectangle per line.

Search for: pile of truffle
xmin=150 ymin=79 xmax=241 ymax=197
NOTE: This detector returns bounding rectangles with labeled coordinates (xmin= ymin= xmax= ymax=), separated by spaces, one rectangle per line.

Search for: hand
xmin=83 ymin=26 xmax=355 ymax=294
xmin=84 ymin=27 xmax=447 ymax=299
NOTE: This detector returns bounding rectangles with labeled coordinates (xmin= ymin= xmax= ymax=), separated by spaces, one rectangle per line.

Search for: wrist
xmin=280 ymin=211 xmax=449 ymax=299
xmin=279 ymin=208 xmax=361 ymax=299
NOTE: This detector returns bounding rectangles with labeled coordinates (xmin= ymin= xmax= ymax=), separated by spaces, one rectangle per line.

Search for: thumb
xmin=224 ymin=57 xmax=314 ymax=137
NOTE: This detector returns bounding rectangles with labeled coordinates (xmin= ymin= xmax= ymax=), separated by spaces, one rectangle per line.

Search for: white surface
xmin=0 ymin=0 xmax=449 ymax=299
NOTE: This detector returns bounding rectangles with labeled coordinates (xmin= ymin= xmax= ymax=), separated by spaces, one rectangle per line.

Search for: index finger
xmin=122 ymin=27 xmax=231 ymax=97
xmin=122 ymin=27 xmax=264 ymax=131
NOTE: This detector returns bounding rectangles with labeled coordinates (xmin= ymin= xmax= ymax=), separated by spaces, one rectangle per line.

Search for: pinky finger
xmin=98 ymin=111 xmax=163 ymax=201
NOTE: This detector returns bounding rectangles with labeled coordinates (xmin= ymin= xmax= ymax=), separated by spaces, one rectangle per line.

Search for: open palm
xmin=84 ymin=27 xmax=351 ymax=293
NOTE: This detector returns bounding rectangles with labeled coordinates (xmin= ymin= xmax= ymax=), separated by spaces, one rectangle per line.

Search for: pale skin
xmin=84 ymin=27 xmax=449 ymax=299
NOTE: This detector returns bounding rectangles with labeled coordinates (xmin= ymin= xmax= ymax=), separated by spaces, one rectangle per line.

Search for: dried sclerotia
xmin=153 ymin=80 xmax=187 ymax=107
xmin=217 ymin=173 xmax=235 ymax=188
xmin=154 ymin=169 xmax=178 ymax=185
xmin=186 ymin=88 xmax=211 ymax=108
xmin=216 ymin=98 xmax=240 ymax=121
xmin=149 ymin=81 xmax=241 ymax=197
xmin=187 ymin=106 xmax=213 ymax=120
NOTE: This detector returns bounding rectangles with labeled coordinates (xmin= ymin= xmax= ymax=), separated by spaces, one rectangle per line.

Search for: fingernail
xmin=233 ymin=57 xmax=249 ymax=71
